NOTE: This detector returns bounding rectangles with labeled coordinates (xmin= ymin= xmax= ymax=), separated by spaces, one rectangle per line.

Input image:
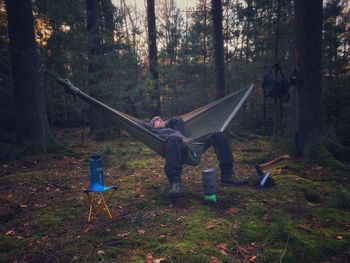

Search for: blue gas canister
xmin=89 ymin=155 xmax=105 ymax=191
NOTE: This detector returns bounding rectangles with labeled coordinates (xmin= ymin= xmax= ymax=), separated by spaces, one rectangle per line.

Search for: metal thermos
xmin=202 ymin=168 xmax=217 ymax=202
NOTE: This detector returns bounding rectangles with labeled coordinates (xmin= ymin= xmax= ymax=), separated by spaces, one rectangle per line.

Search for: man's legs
xmin=165 ymin=136 xmax=184 ymax=196
xmin=200 ymin=132 xmax=247 ymax=185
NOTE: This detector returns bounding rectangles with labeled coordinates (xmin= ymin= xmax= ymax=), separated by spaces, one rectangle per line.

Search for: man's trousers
xmin=165 ymin=131 xmax=234 ymax=184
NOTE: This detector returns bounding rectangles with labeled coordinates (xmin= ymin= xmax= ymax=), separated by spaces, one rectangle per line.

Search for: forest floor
xmin=0 ymin=128 xmax=349 ymax=263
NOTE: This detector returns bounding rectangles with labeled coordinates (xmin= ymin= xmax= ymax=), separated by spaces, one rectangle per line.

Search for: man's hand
xmin=182 ymin=138 xmax=193 ymax=144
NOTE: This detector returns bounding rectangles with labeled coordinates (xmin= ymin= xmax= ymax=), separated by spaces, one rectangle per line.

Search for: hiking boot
xmin=221 ymin=175 xmax=248 ymax=186
xmin=169 ymin=182 xmax=182 ymax=197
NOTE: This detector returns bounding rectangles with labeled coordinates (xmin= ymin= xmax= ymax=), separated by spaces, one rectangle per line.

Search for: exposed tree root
xmin=325 ymin=138 xmax=350 ymax=163
xmin=311 ymin=144 xmax=349 ymax=171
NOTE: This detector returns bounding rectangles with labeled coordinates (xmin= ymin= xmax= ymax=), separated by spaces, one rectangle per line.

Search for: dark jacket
xmin=139 ymin=116 xmax=186 ymax=141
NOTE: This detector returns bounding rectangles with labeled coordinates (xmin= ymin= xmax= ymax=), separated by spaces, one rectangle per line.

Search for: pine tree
xmin=5 ymin=0 xmax=52 ymax=156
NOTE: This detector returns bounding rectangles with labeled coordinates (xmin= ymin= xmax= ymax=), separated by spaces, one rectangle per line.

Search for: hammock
xmin=45 ymin=70 xmax=253 ymax=164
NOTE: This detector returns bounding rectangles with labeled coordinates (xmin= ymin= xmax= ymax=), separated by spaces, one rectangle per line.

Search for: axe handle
xmin=259 ymin=155 xmax=290 ymax=169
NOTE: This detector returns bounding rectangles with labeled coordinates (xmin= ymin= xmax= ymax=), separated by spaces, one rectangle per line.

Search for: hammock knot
xmin=62 ymin=78 xmax=81 ymax=100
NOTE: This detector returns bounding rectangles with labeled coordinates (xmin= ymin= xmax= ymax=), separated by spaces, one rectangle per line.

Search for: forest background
xmin=0 ymin=0 xmax=349 ymax=156
xmin=1 ymin=1 xmax=350 ymax=262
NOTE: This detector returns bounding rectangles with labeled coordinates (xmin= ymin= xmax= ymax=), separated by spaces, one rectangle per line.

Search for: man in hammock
xmin=143 ymin=116 xmax=247 ymax=197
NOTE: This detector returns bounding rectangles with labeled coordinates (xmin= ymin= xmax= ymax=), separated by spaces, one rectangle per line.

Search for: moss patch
xmin=331 ymin=186 xmax=350 ymax=209
xmin=155 ymin=242 xmax=208 ymax=262
xmin=0 ymin=236 xmax=25 ymax=262
xmin=258 ymin=248 xmax=296 ymax=263
xmin=1 ymin=130 xmax=350 ymax=262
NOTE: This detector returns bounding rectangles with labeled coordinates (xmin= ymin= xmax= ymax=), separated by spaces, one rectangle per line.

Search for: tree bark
xmin=211 ymin=0 xmax=226 ymax=99
xmin=146 ymin=0 xmax=161 ymax=116
xmin=203 ymin=0 xmax=208 ymax=102
xmin=273 ymin=0 xmax=281 ymax=141
xmin=86 ymin=0 xmax=101 ymax=76
xmin=86 ymin=0 xmax=105 ymax=137
xmin=293 ymin=0 xmax=324 ymax=156
xmin=5 ymin=0 xmax=52 ymax=155
xmin=121 ymin=0 xmax=135 ymax=51
xmin=100 ymin=0 xmax=115 ymax=48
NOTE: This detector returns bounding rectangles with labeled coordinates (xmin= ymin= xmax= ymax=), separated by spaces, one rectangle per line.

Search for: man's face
xmin=153 ymin=118 xmax=165 ymax=129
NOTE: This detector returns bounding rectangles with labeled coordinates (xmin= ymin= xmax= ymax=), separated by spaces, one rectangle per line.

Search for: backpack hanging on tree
xmin=261 ymin=62 xmax=290 ymax=101
xmin=261 ymin=62 xmax=290 ymax=120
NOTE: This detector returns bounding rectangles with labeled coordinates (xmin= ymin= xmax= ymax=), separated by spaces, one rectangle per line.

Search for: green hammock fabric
xmin=50 ymin=74 xmax=253 ymax=164
xmin=182 ymin=86 xmax=253 ymax=138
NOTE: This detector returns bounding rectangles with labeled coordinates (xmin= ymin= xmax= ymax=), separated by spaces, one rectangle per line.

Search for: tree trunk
xmin=100 ymin=0 xmax=115 ymax=49
xmin=203 ymin=0 xmax=208 ymax=102
xmin=273 ymin=0 xmax=281 ymax=141
xmin=86 ymin=0 xmax=105 ymax=137
xmin=86 ymin=0 xmax=101 ymax=76
xmin=211 ymin=0 xmax=226 ymax=99
xmin=5 ymin=0 xmax=52 ymax=155
xmin=121 ymin=0 xmax=136 ymax=53
xmin=293 ymin=0 xmax=324 ymax=157
xmin=146 ymin=0 xmax=161 ymax=116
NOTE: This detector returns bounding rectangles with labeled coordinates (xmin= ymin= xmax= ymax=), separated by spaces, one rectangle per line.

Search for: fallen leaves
xmin=137 ymin=229 xmax=146 ymax=235
xmin=298 ymin=224 xmax=311 ymax=232
xmin=116 ymin=232 xmax=129 ymax=237
xmin=205 ymin=223 xmax=215 ymax=229
xmin=1 ymin=129 xmax=349 ymax=263
xmin=33 ymin=203 xmax=48 ymax=208
xmin=145 ymin=254 xmax=165 ymax=263
xmin=234 ymin=241 xmax=258 ymax=263
xmin=205 ymin=220 xmax=216 ymax=229
xmin=262 ymin=197 xmax=278 ymax=206
xmin=216 ymin=243 xmax=229 ymax=255
xmin=249 ymin=255 xmax=257 ymax=262
xmin=145 ymin=253 xmax=154 ymax=263
xmin=83 ymin=225 xmax=93 ymax=233
xmin=307 ymin=202 xmax=317 ymax=207
xmin=228 ymin=207 xmax=240 ymax=213
xmin=154 ymin=258 xmax=165 ymax=263
xmin=6 ymin=229 xmax=16 ymax=236
xmin=210 ymin=256 xmax=221 ymax=263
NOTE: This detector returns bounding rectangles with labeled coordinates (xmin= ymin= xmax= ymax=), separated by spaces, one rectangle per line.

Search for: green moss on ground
xmin=316 ymin=207 xmax=350 ymax=226
xmin=258 ymin=247 xmax=296 ymax=263
xmin=311 ymin=146 xmax=349 ymax=170
xmin=1 ymin=132 xmax=350 ymax=262
xmin=155 ymin=242 xmax=210 ymax=262
xmin=0 ymin=236 xmax=25 ymax=262
xmin=237 ymin=216 xmax=266 ymax=243
xmin=331 ymin=186 xmax=350 ymax=209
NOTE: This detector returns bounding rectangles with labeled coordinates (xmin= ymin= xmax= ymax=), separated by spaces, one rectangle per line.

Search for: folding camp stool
xmin=84 ymin=186 xmax=118 ymax=222
xmin=84 ymin=155 xmax=118 ymax=222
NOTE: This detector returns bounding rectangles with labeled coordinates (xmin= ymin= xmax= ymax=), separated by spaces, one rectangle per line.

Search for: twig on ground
xmin=24 ymin=249 xmax=59 ymax=263
xmin=230 ymin=132 xmax=249 ymax=141
xmin=279 ymin=234 xmax=290 ymax=263
xmin=167 ymin=256 xmax=175 ymax=263
xmin=246 ymin=165 xmax=256 ymax=175
xmin=233 ymin=239 xmax=249 ymax=262
xmin=44 ymin=180 xmax=71 ymax=190
xmin=83 ymin=245 xmax=95 ymax=263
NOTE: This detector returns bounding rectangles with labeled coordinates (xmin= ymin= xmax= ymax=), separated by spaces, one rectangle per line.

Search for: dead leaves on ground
xmin=146 ymin=253 xmax=165 ymax=263
xmin=216 ymin=243 xmax=229 ymax=255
